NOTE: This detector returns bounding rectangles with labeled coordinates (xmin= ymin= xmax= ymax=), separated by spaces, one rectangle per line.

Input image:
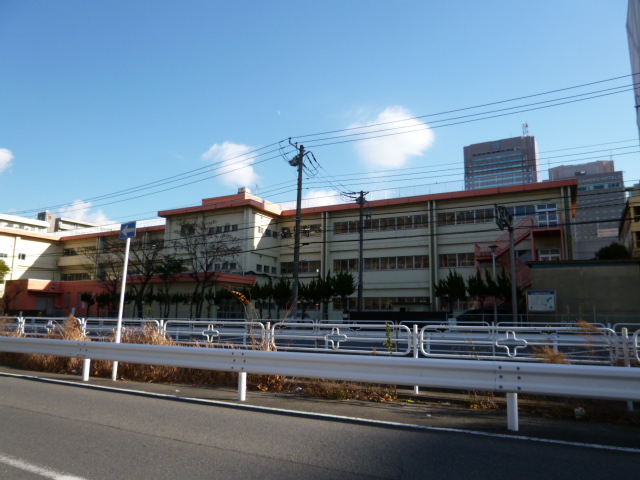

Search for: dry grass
xmin=286 ymin=379 xmax=397 ymax=402
xmin=533 ymin=345 xmax=571 ymax=364
xmin=0 ymin=315 xmax=396 ymax=401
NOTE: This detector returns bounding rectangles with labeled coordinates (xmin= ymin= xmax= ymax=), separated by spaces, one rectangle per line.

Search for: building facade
xmin=548 ymin=161 xmax=625 ymax=259
xmin=3 ymin=181 xmax=578 ymax=319
xmin=463 ymin=136 xmax=540 ymax=190
xmin=619 ymin=185 xmax=640 ymax=258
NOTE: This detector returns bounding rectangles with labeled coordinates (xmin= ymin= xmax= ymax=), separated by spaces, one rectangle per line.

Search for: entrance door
xmin=36 ymin=296 xmax=54 ymax=315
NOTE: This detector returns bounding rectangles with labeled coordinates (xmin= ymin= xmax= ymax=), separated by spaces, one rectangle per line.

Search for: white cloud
xmin=202 ymin=141 xmax=259 ymax=188
xmin=350 ymin=106 xmax=435 ymax=169
xmin=303 ymin=189 xmax=341 ymax=208
xmin=0 ymin=148 xmax=14 ymax=173
xmin=58 ymin=200 xmax=111 ymax=225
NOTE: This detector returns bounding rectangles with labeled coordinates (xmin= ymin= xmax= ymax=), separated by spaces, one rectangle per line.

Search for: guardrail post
xmin=17 ymin=317 xmax=25 ymax=335
xmin=238 ymin=371 xmax=247 ymax=401
xmin=622 ymin=328 xmax=634 ymax=412
xmin=413 ymin=325 xmax=420 ymax=395
xmin=507 ymin=392 xmax=519 ymax=431
xmin=265 ymin=322 xmax=273 ymax=350
xmin=82 ymin=358 xmax=91 ymax=382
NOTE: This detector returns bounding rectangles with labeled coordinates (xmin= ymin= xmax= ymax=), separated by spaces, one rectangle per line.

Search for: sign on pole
xmin=113 ymin=222 xmax=136 ymax=381
xmin=120 ymin=221 xmax=137 ymax=240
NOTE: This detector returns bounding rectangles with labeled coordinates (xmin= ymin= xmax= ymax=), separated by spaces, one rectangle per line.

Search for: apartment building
xmin=3 ymin=180 xmax=577 ymax=319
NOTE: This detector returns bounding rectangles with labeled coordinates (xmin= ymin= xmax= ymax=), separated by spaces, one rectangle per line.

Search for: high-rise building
xmin=464 ymin=136 xmax=540 ymax=190
xmin=627 ymin=0 xmax=640 ymax=139
xmin=548 ymin=161 xmax=625 ymax=259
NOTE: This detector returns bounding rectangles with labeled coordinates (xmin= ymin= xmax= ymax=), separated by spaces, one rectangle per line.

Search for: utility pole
xmin=495 ymin=204 xmax=518 ymax=325
xmin=344 ymin=191 xmax=368 ymax=312
xmin=289 ymin=139 xmax=305 ymax=318
xmin=356 ymin=191 xmax=367 ymax=312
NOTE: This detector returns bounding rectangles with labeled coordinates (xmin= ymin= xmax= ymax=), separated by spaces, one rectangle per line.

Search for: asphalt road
xmin=0 ymin=372 xmax=638 ymax=479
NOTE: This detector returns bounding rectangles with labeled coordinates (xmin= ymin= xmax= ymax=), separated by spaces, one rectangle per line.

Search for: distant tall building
xmin=548 ymin=161 xmax=625 ymax=259
xmin=627 ymin=0 xmax=640 ymax=139
xmin=464 ymin=136 xmax=540 ymax=190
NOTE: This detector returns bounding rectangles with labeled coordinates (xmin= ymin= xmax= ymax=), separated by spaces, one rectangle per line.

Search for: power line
xmin=11 ymin=74 xmax=637 ymax=220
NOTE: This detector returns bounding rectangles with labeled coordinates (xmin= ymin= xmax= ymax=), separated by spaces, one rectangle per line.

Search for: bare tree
xmin=80 ymin=244 xmax=122 ymax=313
xmin=117 ymin=231 xmax=165 ymax=317
xmin=172 ymin=218 xmax=241 ymax=318
xmin=157 ymin=256 xmax=186 ymax=318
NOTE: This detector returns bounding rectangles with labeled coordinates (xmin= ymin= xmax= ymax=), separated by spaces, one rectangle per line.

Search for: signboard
xmin=597 ymin=228 xmax=618 ymax=238
xmin=120 ymin=221 xmax=137 ymax=240
xmin=527 ymin=290 xmax=556 ymax=312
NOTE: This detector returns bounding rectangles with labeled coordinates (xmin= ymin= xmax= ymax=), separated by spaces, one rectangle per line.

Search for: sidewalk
xmin=1 ymin=365 xmax=638 ymax=451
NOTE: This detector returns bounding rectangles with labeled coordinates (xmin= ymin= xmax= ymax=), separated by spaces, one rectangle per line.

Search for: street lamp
xmin=489 ymin=244 xmax=498 ymax=325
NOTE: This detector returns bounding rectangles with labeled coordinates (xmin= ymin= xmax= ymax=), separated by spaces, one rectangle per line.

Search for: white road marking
xmin=2 ymin=372 xmax=640 ymax=455
xmin=0 ymin=453 xmax=87 ymax=480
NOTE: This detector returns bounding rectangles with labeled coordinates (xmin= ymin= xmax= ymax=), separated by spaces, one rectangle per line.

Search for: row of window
xmin=179 ymin=224 xmax=238 ymax=236
xmin=214 ymin=262 xmax=238 ymax=271
xmin=334 ymin=255 xmax=430 ymax=272
xmin=332 ymin=297 xmax=430 ymax=311
xmin=256 ymin=264 xmax=278 ymax=275
xmin=334 ymin=215 xmax=428 ymax=235
xmin=438 ymin=203 xmax=557 ymax=227
xmin=578 ymin=182 xmax=622 ymax=191
xmin=281 ymin=260 xmax=321 ymax=274
xmin=0 ymin=222 xmax=47 ymax=233
xmin=0 ymin=253 xmax=26 ymax=260
xmin=210 ymin=224 xmax=238 ymax=234
xmin=60 ymin=273 xmax=91 ymax=281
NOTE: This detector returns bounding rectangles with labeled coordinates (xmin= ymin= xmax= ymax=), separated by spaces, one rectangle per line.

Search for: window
xmin=231 ymin=224 xmax=238 ymax=231
xmin=224 ymin=225 xmax=231 ymax=233
xmin=334 ymin=222 xmax=349 ymax=235
xmin=439 ymin=253 xmax=474 ymax=267
xmin=380 ymin=257 xmax=396 ymax=270
xmin=0 ymin=253 xmax=7 ymax=258
xmin=265 ymin=229 xmax=272 ymax=237
xmin=257 ymin=227 xmax=264 ymax=234
xmin=180 ymin=224 xmax=195 ymax=236
xmin=414 ymin=255 xmax=429 ymax=268
xmin=18 ymin=253 xmax=26 ymax=260
xmin=334 ymin=259 xmax=349 ymax=272
xmin=364 ymin=258 xmax=380 ymax=270
xmin=538 ymin=248 xmax=561 ymax=261
xmin=256 ymin=264 xmax=262 ymax=272
xmin=63 ymin=248 xmax=78 ymax=256
xmin=271 ymin=266 xmax=277 ymax=274
xmin=366 ymin=218 xmax=380 ymax=232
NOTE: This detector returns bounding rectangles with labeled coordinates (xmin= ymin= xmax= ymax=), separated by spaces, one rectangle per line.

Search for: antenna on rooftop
xmin=522 ymin=122 xmax=529 ymax=137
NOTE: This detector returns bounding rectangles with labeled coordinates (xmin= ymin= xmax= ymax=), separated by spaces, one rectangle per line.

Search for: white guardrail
xmin=3 ymin=317 xmax=639 ymax=365
xmin=0 ymin=335 xmax=639 ymax=432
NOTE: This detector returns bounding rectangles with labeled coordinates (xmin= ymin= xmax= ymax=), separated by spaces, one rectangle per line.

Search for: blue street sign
xmin=120 ymin=221 xmax=137 ymax=239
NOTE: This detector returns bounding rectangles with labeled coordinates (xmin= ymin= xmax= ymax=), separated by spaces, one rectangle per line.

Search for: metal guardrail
xmin=0 ymin=336 xmax=638 ymax=432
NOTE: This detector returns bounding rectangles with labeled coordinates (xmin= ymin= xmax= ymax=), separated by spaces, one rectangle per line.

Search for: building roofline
xmin=0 ymin=227 xmax=60 ymax=241
xmin=281 ymin=179 xmax=579 ymax=216
xmin=157 ymin=180 xmax=578 ymax=219
xmin=158 ymin=192 xmax=283 ymax=218
xmin=57 ymin=224 xmax=165 ymax=241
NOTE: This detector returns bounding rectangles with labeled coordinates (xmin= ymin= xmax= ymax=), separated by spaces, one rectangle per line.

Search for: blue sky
xmin=0 ymin=1 xmax=638 ymax=225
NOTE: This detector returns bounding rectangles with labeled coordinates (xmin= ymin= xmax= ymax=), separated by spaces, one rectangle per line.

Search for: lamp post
xmin=489 ymin=244 xmax=498 ymax=325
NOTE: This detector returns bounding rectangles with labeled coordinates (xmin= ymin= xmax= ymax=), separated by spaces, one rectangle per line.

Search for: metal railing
xmin=2 ymin=316 xmax=638 ymax=366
